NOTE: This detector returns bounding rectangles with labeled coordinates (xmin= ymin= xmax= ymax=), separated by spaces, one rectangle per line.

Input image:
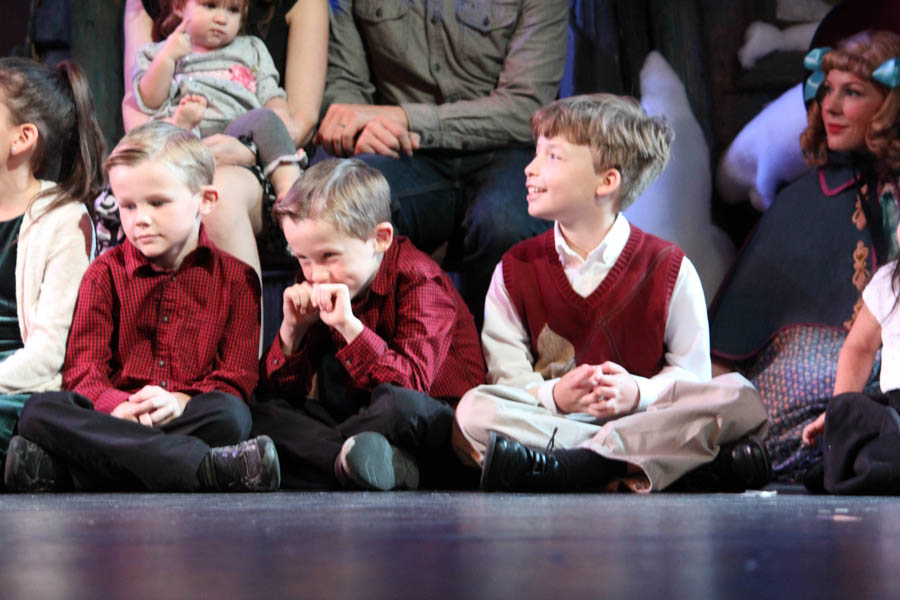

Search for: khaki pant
xmin=454 ymin=373 xmax=769 ymax=492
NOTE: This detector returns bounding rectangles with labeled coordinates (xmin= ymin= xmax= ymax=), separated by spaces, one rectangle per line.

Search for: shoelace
xmin=545 ymin=427 xmax=558 ymax=453
xmin=527 ymin=427 xmax=559 ymax=477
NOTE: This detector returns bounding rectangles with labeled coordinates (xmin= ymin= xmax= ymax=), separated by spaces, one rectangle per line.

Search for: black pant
xmin=17 ymin=390 xmax=251 ymax=491
xmin=250 ymin=383 xmax=472 ymax=490
xmin=823 ymin=391 xmax=900 ymax=494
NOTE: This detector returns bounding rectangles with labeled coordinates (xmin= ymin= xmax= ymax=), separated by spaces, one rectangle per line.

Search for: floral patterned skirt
xmin=735 ymin=325 xmax=880 ymax=483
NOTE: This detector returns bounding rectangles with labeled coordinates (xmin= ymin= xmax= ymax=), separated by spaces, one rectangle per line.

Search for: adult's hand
xmin=354 ymin=115 xmax=420 ymax=158
xmin=317 ymin=104 xmax=410 ymax=157
xmin=203 ymin=134 xmax=256 ymax=167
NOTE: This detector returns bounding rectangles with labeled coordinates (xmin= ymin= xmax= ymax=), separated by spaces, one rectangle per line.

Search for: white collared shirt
xmin=481 ymin=214 xmax=711 ymax=413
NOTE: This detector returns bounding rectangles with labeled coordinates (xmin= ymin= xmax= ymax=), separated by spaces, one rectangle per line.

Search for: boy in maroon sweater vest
xmin=454 ymin=94 xmax=770 ymax=493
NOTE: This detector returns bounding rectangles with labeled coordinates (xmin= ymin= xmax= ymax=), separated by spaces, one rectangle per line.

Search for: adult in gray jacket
xmin=317 ymin=0 xmax=569 ymax=324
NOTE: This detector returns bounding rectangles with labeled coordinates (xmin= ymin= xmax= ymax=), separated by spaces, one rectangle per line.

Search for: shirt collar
xmin=553 ymin=213 xmax=630 ymax=267
xmin=124 ymin=223 xmax=213 ymax=278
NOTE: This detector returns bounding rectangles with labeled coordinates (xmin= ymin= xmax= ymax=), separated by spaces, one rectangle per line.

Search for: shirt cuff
xmin=400 ymin=102 xmax=441 ymax=148
xmin=263 ymin=334 xmax=306 ymax=384
xmin=335 ymin=326 xmax=387 ymax=383
xmin=94 ymin=388 xmax=131 ymax=414
xmin=634 ymin=376 xmax=658 ymax=412
xmin=535 ymin=378 xmax=559 ymax=413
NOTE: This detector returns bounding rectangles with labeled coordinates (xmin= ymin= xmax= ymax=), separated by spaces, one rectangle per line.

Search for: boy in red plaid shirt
xmin=5 ymin=121 xmax=280 ymax=492
xmin=252 ymin=158 xmax=485 ymax=490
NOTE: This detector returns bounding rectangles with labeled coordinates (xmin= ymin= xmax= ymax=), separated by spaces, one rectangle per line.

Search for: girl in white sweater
xmin=0 ymin=57 xmax=106 ymax=466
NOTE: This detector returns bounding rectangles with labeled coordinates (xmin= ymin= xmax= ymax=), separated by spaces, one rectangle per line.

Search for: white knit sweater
xmin=0 ymin=181 xmax=94 ymax=393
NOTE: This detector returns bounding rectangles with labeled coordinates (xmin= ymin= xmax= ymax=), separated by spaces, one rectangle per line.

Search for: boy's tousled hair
xmin=272 ymin=158 xmax=391 ymax=240
xmin=531 ymin=93 xmax=674 ymax=210
xmin=105 ymin=121 xmax=215 ymax=192
xmin=800 ymin=30 xmax=900 ymax=171
xmin=153 ymin=0 xmax=250 ymax=42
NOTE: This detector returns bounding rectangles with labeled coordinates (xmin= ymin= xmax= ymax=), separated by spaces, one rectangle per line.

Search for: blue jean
xmin=356 ymin=147 xmax=551 ymax=324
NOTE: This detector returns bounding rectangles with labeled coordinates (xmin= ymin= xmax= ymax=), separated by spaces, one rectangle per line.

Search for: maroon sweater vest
xmin=501 ymin=226 xmax=684 ymax=378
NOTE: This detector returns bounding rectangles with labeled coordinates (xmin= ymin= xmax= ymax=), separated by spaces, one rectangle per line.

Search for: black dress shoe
xmin=3 ymin=435 xmax=67 ymax=493
xmin=480 ymin=431 xmax=568 ymax=492
xmin=672 ymin=436 xmax=773 ymax=492
xmin=199 ymin=435 xmax=281 ymax=492
xmin=727 ymin=437 xmax=772 ymax=490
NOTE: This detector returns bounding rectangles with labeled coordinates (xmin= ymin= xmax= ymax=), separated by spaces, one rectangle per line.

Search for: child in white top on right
xmin=803 ymin=222 xmax=900 ymax=493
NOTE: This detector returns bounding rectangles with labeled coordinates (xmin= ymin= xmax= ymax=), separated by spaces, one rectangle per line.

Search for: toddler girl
xmin=134 ymin=0 xmax=303 ymax=201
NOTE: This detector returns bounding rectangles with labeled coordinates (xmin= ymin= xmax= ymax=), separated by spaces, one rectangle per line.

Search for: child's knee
xmin=826 ymin=393 xmax=864 ymax=425
xmin=17 ymin=391 xmax=76 ymax=437
xmin=196 ymin=392 xmax=252 ymax=443
xmin=370 ymin=384 xmax=452 ymax=432
xmin=454 ymin=387 xmax=498 ymax=443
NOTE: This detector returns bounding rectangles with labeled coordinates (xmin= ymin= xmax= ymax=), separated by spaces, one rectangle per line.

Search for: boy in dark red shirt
xmin=252 ymin=158 xmax=485 ymax=490
xmin=5 ymin=121 xmax=279 ymax=492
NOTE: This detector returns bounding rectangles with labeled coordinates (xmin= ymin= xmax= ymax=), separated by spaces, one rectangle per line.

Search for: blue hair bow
xmin=873 ymin=57 xmax=900 ymax=88
xmin=803 ymin=46 xmax=832 ymax=102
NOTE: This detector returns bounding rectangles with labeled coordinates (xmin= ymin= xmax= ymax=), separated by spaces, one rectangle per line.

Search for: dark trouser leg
xmin=336 ymin=384 xmax=474 ymax=489
xmin=823 ymin=391 xmax=900 ymax=494
xmin=17 ymin=390 xmax=250 ymax=491
xmin=250 ymin=384 xmax=467 ymax=489
xmin=249 ymin=394 xmax=346 ymax=490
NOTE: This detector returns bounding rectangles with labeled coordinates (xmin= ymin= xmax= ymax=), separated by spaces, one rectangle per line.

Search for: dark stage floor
xmin=0 ymin=490 xmax=895 ymax=599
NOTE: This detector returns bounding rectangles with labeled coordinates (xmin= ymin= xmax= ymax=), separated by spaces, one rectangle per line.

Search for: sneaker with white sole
xmin=336 ymin=432 xmax=419 ymax=491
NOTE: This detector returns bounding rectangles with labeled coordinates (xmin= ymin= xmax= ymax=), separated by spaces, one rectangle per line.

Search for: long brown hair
xmin=800 ymin=30 xmax=900 ymax=171
xmin=0 ymin=57 xmax=106 ymax=220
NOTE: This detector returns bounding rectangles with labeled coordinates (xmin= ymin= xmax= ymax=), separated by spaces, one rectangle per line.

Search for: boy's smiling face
xmin=110 ymin=159 xmax=216 ymax=270
xmin=524 ymin=135 xmax=612 ymax=224
xmin=282 ymin=217 xmax=392 ymax=300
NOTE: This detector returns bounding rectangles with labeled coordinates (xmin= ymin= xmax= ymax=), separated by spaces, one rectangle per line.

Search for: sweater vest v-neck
xmin=501 ymin=226 xmax=683 ymax=378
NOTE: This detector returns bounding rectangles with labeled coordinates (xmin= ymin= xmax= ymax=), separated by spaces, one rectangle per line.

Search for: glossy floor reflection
xmin=0 ymin=490 xmax=896 ymax=599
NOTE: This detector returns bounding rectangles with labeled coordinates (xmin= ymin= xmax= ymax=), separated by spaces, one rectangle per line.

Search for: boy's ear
xmin=9 ymin=123 xmax=39 ymax=158
xmin=595 ymin=167 xmax=621 ymax=198
xmin=197 ymin=185 xmax=219 ymax=216
xmin=372 ymin=221 xmax=394 ymax=253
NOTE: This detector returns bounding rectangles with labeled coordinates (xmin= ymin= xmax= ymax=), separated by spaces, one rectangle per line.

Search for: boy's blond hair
xmin=531 ymin=94 xmax=673 ymax=210
xmin=273 ymin=158 xmax=391 ymax=240
xmin=105 ymin=121 xmax=215 ymax=193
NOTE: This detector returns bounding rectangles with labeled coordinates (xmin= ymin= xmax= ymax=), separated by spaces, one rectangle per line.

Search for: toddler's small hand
xmin=163 ymin=17 xmax=193 ymax=62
